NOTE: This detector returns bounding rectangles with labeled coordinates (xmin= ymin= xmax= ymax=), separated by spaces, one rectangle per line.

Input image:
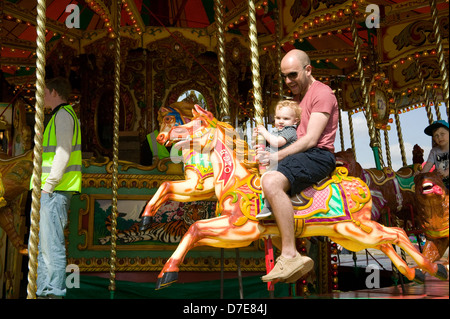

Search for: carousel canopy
xmin=1 ymin=0 xmax=449 ymax=115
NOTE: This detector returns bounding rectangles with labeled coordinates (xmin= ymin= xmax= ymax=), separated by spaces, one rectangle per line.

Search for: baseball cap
xmin=424 ymin=120 xmax=449 ymax=136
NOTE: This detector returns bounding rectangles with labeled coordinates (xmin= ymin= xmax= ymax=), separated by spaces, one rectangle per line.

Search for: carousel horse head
xmin=414 ymin=170 xmax=449 ymax=263
xmin=334 ymin=148 xmax=363 ymax=178
xmin=156 ymin=101 xmax=196 ymax=145
xmin=415 ymin=170 xmax=447 ymax=198
xmin=159 ymin=105 xmax=219 ymax=151
xmin=160 ymin=104 xmax=254 ymax=165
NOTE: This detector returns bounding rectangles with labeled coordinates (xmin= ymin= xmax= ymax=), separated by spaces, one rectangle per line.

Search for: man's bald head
xmin=282 ymin=49 xmax=311 ymax=68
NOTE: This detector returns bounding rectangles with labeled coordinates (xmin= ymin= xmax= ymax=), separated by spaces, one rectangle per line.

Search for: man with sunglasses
xmin=256 ymin=49 xmax=338 ymax=283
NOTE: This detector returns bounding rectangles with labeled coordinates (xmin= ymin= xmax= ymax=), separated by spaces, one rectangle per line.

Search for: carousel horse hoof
xmin=139 ymin=216 xmax=153 ymax=231
xmin=155 ymin=272 xmax=178 ymax=290
xmin=413 ymin=269 xmax=425 ymax=284
xmin=435 ymin=264 xmax=448 ymax=281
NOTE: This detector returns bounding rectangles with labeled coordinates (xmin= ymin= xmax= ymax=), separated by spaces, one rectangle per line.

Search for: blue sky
xmin=335 ymin=103 xmax=448 ymax=170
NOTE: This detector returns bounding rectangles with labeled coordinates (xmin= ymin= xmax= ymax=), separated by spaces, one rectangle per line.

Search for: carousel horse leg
xmin=156 ymin=217 xmax=261 ymax=289
xmin=331 ymin=221 xmax=447 ymax=281
xmin=379 ymin=243 xmax=422 ymax=283
xmin=139 ymin=176 xmax=214 ymax=230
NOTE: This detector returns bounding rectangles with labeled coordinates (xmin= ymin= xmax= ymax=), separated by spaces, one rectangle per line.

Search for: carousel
xmin=0 ymin=0 xmax=448 ymax=302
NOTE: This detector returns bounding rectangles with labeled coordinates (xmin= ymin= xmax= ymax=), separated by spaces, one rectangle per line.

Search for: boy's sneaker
xmin=256 ymin=202 xmax=272 ymax=219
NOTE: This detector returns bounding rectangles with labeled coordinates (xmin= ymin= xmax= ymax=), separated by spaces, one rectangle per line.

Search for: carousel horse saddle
xmin=365 ymin=164 xmax=420 ymax=191
xmin=260 ymin=168 xmax=370 ymax=223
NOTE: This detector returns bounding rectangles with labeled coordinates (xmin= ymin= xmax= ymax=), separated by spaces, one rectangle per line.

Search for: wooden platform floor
xmin=318 ymin=248 xmax=449 ymax=299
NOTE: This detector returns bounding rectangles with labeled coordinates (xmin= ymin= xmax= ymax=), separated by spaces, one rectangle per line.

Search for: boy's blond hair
xmin=275 ymin=100 xmax=302 ymax=122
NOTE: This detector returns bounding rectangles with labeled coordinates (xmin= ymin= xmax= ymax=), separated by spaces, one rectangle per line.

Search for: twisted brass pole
xmin=214 ymin=0 xmax=230 ymax=124
xmin=274 ymin=6 xmax=283 ymax=98
xmin=384 ymin=130 xmax=392 ymax=168
xmin=429 ymin=0 xmax=449 ymax=117
xmin=27 ymin=0 xmax=46 ymax=299
xmin=394 ymin=106 xmax=407 ymax=167
xmin=349 ymin=13 xmax=383 ymax=169
xmin=431 ymin=88 xmax=442 ymax=120
xmin=416 ymin=59 xmax=434 ymax=125
xmin=248 ymin=0 xmax=264 ymax=142
xmin=375 ymin=129 xmax=385 ymax=168
xmin=109 ymin=0 xmax=121 ymax=299
xmin=348 ymin=112 xmax=356 ymax=160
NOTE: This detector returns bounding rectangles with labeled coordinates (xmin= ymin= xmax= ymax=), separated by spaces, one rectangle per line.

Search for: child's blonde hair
xmin=275 ymin=100 xmax=302 ymax=122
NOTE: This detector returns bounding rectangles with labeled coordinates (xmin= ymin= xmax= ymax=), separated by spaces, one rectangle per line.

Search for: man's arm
xmin=276 ymin=112 xmax=330 ymax=161
xmin=42 ymin=110 xmax=74 ymax=193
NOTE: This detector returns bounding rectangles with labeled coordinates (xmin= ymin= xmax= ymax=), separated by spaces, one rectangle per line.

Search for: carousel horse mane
xmin=215 ymin=121 xmax=260 ymax=174
xmin=157 ymin=101 xmax=196 ymax=125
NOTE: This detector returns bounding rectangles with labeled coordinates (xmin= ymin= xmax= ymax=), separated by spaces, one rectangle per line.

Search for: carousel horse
xmin=139 ymin=101 xmax=215 ymax=231
xmin=334 ymin=148 xmax=420 ymax=224
xmin=414 ymin=171 xmax=449 ymax=265
xmin=0 ymin=150 xmax=33 ymax=255
xmin=149 ymin=104 xmax=447 ymax=289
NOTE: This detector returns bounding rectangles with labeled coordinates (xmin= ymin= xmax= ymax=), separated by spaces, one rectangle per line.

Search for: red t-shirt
xmin=296 ymin=81 xmax=338 ymax=153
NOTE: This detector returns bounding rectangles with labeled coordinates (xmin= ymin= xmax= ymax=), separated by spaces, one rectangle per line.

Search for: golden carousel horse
xmin=144 ymin=104 xmax=447 ymax=289
xmin=414 ymin=171 xmax=449 ymax=266
xmin=140 ymin=102 xmax=215 ymax=230
xmin=0 ymin=150 xmax=33 ymax=255
xmin=335 ymin=148 xmax=420 ymax=223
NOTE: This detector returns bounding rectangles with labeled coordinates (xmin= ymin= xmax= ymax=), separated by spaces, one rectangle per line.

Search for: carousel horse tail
xmin=352 ymin=220 xmax=373 ymax=233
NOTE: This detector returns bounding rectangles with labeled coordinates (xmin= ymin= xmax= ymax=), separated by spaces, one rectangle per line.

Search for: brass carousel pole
xmin=416 ymin=60 xmax=435 ymax=125
xmin=349 ymin=11 xmax=383 ymax=169
xmin=214 ymin=0 xmax=230 ymax=124
xmin=429 ymin=0 xmax=449 ymax=117
xmin=274 ymin=6 xmax=283 ymax=99
xmin=431 ymin=88 xmax=442 ymax=121
xmin=27 ymin=0 xmax=46 ymax=299
xmin=248 ymin=0 xmax=264 ymax=149
xmin=347 ymin=112 xmax=356 ymax=160
xmin=383 ymin=131 xmax=392 ymax=168
xmin=249 ymin=0 xmax=274 ymax=298
xmin=214 ymin=0 xmax=239 ymax=299
xmin=108 ymin=0 xmax=121 ymax=299
xmin=393 ymin=102 xmax=408 ymax=167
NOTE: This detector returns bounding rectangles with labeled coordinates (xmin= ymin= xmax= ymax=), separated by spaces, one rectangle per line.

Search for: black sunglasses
xmin=281 ymin=72 xmax=298 ymax=80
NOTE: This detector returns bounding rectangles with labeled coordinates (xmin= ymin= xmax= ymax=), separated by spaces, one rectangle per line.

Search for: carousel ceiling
xmin=1 ymin=0 xmax=449 ymax=114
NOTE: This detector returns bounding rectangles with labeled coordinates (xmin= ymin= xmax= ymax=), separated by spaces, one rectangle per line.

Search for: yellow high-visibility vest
xmin=33 ymin=105 xmax=82 ymax=192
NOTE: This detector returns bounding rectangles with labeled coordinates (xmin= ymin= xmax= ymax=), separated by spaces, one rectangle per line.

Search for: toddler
xmin=254 ymin=100 xmax=302 ymax=218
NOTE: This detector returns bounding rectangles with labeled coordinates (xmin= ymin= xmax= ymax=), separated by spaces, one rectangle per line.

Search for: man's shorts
xmin=277 ymin=147 xmax=336 ymax=196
